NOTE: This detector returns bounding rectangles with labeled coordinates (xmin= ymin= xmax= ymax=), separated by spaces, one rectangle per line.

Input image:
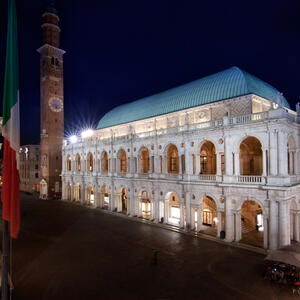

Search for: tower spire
xmin=41 ymin=0 xmax=60 ymax=48
xmin=45 ymin=0 xmax=57 ymax=15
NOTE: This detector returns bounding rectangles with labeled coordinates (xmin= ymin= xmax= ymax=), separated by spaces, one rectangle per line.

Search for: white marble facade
xmin=62 ymin=94 xmax=300 ymax=250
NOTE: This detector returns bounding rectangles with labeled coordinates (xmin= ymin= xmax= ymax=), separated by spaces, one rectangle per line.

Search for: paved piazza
xmin=10 ymin=194 xmax=294 ymax=299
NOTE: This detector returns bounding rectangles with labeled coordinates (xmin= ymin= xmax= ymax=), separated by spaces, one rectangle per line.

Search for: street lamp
xmin=81 ymin=129 xmax=94 ymax=139
xmin=69 ymin=135 xmax=78 ymax=144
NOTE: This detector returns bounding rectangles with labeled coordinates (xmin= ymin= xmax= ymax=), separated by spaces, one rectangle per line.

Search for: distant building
xmin=20 ymin=145 xmax=40 ymax=193
xmin=62 ymin=66 xmax=300 ymax=251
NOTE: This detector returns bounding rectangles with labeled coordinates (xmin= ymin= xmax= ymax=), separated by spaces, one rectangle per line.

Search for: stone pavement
xmin=6 ymin=194 xmax=295 ymax=299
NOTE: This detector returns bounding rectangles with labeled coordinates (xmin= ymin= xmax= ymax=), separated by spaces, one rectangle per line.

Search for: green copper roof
xmin=97 ymin=67 xmax=290 ymax=129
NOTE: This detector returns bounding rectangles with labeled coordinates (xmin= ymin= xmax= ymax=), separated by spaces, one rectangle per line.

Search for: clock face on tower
xmin=49 ymin=98 xmax=63 ymax=112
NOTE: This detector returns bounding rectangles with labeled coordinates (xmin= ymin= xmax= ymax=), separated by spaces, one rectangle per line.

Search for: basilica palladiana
xmin=62 ymin=66 xmax=300 ymax=250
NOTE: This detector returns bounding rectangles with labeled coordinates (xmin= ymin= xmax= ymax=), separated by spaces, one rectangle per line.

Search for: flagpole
xmin=2 ymin=220 xmax=10 ymax=300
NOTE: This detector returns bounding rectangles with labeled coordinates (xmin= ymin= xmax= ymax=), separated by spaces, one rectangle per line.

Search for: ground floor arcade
xmin=62 ymin=179 xmax=300 ymax=250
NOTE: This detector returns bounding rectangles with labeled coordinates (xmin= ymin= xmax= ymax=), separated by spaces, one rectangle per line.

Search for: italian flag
xmin=2 ymin=0 xmax=20 ymax=239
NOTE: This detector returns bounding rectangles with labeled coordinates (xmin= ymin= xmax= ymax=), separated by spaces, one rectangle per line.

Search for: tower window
xmin=51 ymin=56 xmax=55 ymax=65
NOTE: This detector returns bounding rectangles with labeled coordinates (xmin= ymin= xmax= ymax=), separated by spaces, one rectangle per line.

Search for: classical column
xmin=269 ymin=200 xmax=278 ymax=250
xmin=196 ymin=154 xmax=201 ymax=174
xmin=269 ymin=130 xmax=278 ymax=176
xmin=153 ymin=192 xmax=159 ymax=223
xmin=296 ymin=150 xmax=300 ymax=175
xmin=225 ymin=145 xmax=233 ymax=176
xmin=61 ymin=181 xmax=66 ymax=200
xmin=263 ymin=216 xmax=269 ymax=249
xmin=93 ymin=187 xmax=98 ymax=208
xmin=288 ymin=151 xmax=294 ymax=174
xmin=279 ymin=200 xmax=289 ymax=247
xmin=290 ymin=212 xmax=294 ymax=240
xmin=225 ymin=197 xmax=234 ymax=242
xmin=278 ymin=132 xmax=288 ymax=176
xmin=154 ymin=156 xmax=160 ymax=175
xmin=295 ymin=212 xmax=300 ymax=242
xmin=110 ymin=186 xmax=115 ymax=212
xmin=217 ymin=210 xmax=222 ymax=237
xmin=115 ymin=192 xmax=121 ymax=212
xmin=178 ymin=154 xmax=182 ymax=175
xmin=185 ymin=192 xmax=191 ymax=229
xmin=164 ymin=199 xmax=169 ymax=223
xmin=216 ymin=153 xmax=222 ymax=176
xmin=70 ymin=183 xmax=74 ymax=201
xmin=262 ymin=149 xmax=267 ymax=176
xmin=129 ymin=188 xmax=135 ymax=216
xmin=80 ymin=184 xmax=85 ymax=205
xmin=190 ymin=207 xmax=195 ymax=230
xmin=234 ymin=153 xmax=240 ymax=175
xmin=287 ymin=203 xmax=291 ymax=242
xmin=234 ymin=211 xmax=241 ymax=242
xmin=185 ymin=149 xmax=192 ymax=176
xmin=198 ymin=204 xmax=203 ymax=232
xmin=180 ymin=204 xmax=184 ymax=228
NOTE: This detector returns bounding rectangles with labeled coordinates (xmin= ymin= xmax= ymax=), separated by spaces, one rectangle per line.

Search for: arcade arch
xmin=101 ymin=151 xmax=109 ymax=174
xmin=166 ymin=192 xmax=181 ymax=226
xmin=66 ymin=155 xmax=72 ymax=171
xmin=240 ymin=137 xmax=262 ymax=175
xmin=65 ymin=184 xmax=71 ymax=201
xmin=87 ymin=153 xmax=94 ymax=173
xmin=139 ymin=147 xmax=150 ymax=173
xmin=117 ymin=187 xmax=128 ymax=214
xmin=240 ymin=200 xmax=264 ymax=247
xmin=118 ymin=149 xmax=127 ymax=174
xmin=86 ymin=185 xmax=95 ymax=206
xmin=101 ymin=186 xmax=110 ymax=209
xmin=167 ymin=144 xmax=179 ymax=174
xmin=75 ymin=154 xmax=81 ymax=172
xmin=139 ymin=190 xmax=152 ymax=219
xmin=200 ymin=141 xmax=216 ymax=174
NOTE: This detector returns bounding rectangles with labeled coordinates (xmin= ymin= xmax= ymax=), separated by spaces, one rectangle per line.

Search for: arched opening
xmin=240 ymin=137 xmax=262 ymax=175
xmin=118 ymin=149 xmax=127 ymax=174
xmin=140 ymin=147 xmax=150 ymax=173
xmin=241 ymin=200 xmax=263 ymax=247
xmin=287 ymin=136 xmax=296 ymax=175
xmin=66 ymin=155 xmax=72 ymax=171
xmin=101 ymin=151 xmax=109 ymax=174
xmin=75 ymin=154 xmax=81 ymax=172
xmin=199 ymin=196 xmax=217 ymax=236
xmin=66 ymin=184 xmax=71 ymax=201
xmin=118 ymin=188 xmax=128 ymax=214
xmin=167 ymin=192 xmax=180 ymax=226
xmin=101 ymin=186 xmax=110 ymax=209
xmin=139 ymin=190 xmax=151 ymax=220
xmin=74 ymin=183 xmax=81 ymax=202
xmin=200 ymin=141 xmax=216 ymax=174
xmin=40 ymin=179 xmax=48 ymax=199
xmin=167 ymin=144 xmax=179 ymax=174
xmin=86 ymin=185 xmax=95 ymax=206
xmin=87 ymin=153 xmax=94 ymax=173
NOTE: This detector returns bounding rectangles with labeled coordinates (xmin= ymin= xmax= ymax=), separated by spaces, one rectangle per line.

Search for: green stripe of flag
xmin=2 ymin=0 xmax=19 ymax=128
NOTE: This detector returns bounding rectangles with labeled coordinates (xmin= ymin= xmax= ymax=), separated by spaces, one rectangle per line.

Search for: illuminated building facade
xmin=62 ymin=67 xmax=300 ymax=250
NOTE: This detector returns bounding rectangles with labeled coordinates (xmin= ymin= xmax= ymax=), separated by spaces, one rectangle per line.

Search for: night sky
xmin=0 ymin=0 xmax=300 ymax=145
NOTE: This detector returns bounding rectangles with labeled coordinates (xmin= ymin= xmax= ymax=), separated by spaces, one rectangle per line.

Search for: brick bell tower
xmin=37 ymin=0 xmax=65 ymax=199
